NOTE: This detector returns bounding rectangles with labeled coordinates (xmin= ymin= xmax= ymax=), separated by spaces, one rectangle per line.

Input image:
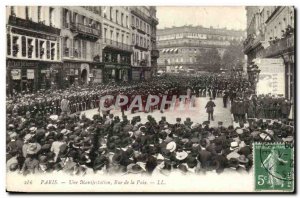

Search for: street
xmin=81 ymin=97 xmax=233 ymax=127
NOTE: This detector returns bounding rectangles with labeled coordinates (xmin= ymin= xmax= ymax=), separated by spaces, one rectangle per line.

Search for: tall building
xmin=102 ymin=6 xmax=132 ymax=83
xmin=6 ymin=6 xmax=61 ymax=93
xmin=243 ymin=6 xmax=295 ymax=99
xmin=60 ymin=6 xmax=102 ymax=86
xmin=130 ymin=6 xmax=159 ymax=80
xmin=6 ymin=6 xmax=159 ymax=93
xmin=156 ymin=25 xmax=245 ymax=73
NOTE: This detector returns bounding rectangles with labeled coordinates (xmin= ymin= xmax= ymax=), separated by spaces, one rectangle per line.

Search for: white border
xmin=1 ymin=0 xmax=299 ymax=197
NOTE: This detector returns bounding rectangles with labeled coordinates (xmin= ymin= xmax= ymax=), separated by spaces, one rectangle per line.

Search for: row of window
xmin=63 ymin=9 xmax=101 ymax=30
xmin=7 ymin=34 xmax=57 ymax=61
xmin=131 ymin=15 xmax=151 ymax=34
xmin=249 ymin=6 xmax=294 ymax=41
xmin=10 ymin=6 xmax=56 ymax=27
xmin=132 ymin=34 xmax=150 ymax=48
xmin=158 ymin=57 xmax=197 ymax=64
xmin=158 ymin=34 xmax=243 ymax=41
xmin=103 ymin=28 xmax=130 ymax=45
xmin=133 ymin=51 xmax=150 ymax=65
xmin=63 ymin=37 xmax=91 ymax=59
xmin=104 ymin=7 xmax=129 ymax=28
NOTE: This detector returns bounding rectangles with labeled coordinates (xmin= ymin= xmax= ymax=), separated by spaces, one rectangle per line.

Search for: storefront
xmin=131 ymin=67 xmax=152 ymax=81
xmin=90 ymin=62 xmax=105 ymax=84
xmin=7 ymin=59 xmax=62 ymax=94
xmin=62 ymin=62 xmax=91 ymax=87
xmin=103 ymin=64 xmax=131 ymax=83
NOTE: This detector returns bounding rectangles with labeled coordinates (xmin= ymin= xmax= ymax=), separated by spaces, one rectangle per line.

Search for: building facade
xmin=60 ymin=6 xmax=102 ymax=86
xmin=6 ymin=6 xmax=62 ymax=93
xmin=102 ymin=6 xmax=132 ymax=83
xmin=130 ymin=6 xmax=159 ymax=80
xmin=6 ymin=6 xmax=159 ymax=93
xmin=156 ymin=25 xmax=245 ymax=73
xmin=243 ymin=6 xmax=295 ymax=99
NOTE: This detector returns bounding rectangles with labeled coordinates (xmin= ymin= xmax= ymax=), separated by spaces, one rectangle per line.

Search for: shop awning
xmin=162 ymin=49 xmax=166 ymax=53
xmin=180 ymin=66 xmax=183 ymax=69
xmin=165 ymin=49 xmax=170 ymax=53
xmin=174 ymin=48 xmax=178 ymax=53
xmin=175 ymin=66 xmax=178 ymax=69
xmin=169 ymin=49 xmax=174 ymax=53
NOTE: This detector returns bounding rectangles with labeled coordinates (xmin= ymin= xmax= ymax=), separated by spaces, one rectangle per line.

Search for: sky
xmin=156 ymin=6 xmax=246 ymax=30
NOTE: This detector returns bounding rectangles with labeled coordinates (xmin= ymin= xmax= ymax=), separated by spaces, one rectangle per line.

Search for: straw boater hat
xmin=230 ymin=141 xmax=239 ymax=150
xmin=126 ymin=163 xmax=144 ymax=174
xmin=166 ymin=141 xmax=176 ymax=152
xmin=26 ymin=143 xmax=41 ymax=155
xmin=175 ymin=151 xmax=188 ymax=161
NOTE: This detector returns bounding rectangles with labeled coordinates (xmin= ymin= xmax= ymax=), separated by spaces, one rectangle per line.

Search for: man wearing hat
xmin=205 ymin=98 xmax=216 ymax=121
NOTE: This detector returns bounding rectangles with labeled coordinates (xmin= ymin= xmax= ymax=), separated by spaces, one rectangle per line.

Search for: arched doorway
xmin=81 ymin=69 xmax=87 ymax=84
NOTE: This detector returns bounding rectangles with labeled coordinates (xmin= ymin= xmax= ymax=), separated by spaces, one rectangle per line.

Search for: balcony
xmin=137 ymin=28 xmax=146 ymax=35
xmin=8 ymin=15 xmax=60 ymax=35
xmin=151 ymin=49 xmax=159 ymax=58
xmin=103 ymin=39 xmax=133 ymax=53
xmin=134 ymin=44 xmax=148 ymax=51
xmin=70 ymin=23 xmax=100 ymax=41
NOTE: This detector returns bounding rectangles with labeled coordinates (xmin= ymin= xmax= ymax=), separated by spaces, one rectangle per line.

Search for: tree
xmin=222 ymin=43 xmax=244 ymax=70
xmin=196 ymin=48 xmax=222 ymax=72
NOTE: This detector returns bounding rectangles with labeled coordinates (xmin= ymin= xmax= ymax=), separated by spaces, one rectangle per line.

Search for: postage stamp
xmin=254 ymin=143 xmax=294 ymax=191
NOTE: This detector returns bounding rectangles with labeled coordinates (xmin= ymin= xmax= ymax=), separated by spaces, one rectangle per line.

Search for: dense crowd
xmin=7 ymin=75 xmax=251 ymax=117
xmin=6 ymin=74 xmax=294 ymax=176
xmin=6 ymin=112 xmax=294 ymax=176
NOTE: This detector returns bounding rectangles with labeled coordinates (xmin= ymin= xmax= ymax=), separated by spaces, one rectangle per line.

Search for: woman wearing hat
xmin=20 ymin=143 xmax=41 ymax=175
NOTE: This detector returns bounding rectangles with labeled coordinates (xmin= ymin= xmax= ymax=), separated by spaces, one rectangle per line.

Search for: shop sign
xmin=11 ymin=69 xmax=21 ymax=80
xmin=7 ymin=60 xmax=36 ymax=68
xmin=27 ymin=69 xmax=35 ymax=79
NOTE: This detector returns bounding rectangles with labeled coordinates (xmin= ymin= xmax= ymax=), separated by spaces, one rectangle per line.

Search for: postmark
xmin=254 ymin=142 xmax=294 ymax=191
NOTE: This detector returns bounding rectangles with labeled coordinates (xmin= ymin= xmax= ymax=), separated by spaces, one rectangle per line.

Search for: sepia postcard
xmin=6 ymin=5 xmax=295 ymax=193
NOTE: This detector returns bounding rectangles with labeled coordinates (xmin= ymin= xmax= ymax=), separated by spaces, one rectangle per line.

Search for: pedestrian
xmin=205 ymin=97 xmax=216 ymax=121
xmin=223 ymin=90 xmax=229 ymax=108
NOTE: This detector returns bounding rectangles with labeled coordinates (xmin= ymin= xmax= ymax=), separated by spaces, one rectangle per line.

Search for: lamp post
xmin=247 ymin=62 xmax=261 ymax=93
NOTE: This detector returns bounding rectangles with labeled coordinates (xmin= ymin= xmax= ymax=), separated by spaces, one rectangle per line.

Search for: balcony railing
xmin=134 ymin=44 xmax=149 ymax=51
xmin=8 ymin=16 xmax=60 ymax=35
xmin=104 ymin=39 xmax=133 ymax=52
xmin=70 ymin=23 xmax=100 ymax=38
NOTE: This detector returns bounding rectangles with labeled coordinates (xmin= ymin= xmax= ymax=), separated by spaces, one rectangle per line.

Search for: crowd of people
xmin=7 ymin=75 xmax=251 ymax=117
xmin=6 ymin=111 xmax=294 ymax=176
xmin=6 ymin=74 xmax=294 ymax=176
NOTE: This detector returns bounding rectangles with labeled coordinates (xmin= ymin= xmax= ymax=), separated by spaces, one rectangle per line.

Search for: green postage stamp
xmin=254 ymin=143 xmax=294 ymax=192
